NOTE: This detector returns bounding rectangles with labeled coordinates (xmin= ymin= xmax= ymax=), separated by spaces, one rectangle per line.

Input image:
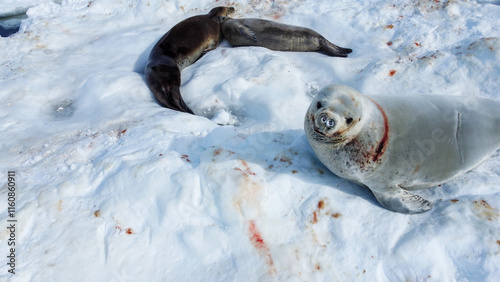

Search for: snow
xmin=1 ymin=0 xmax=499 ymax=280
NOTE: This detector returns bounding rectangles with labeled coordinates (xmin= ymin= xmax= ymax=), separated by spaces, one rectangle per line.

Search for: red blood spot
xmin=126 ymin=228 xmax=133 ymax=234
xmin=159 ymin=154 xmax=163 ymax=156
xmin=279 ymin=155 xmax=292 ymax=165
xmin=387 ymin=41 xmax=393 ymax=46
xmin=475 ymin=200 xmax=492 ymax=209
xmin=249 ymin=221 xmax=265 ymax=248
xmin=332 ymin=213 xmax=342 ymax=218
xmin=238 ymin=160 xmax=256 ymax=175
xmin=389 ymin=70 xmax=397 ymax=76
xmin=115 ymin=226 xmax=122 ymax=231
xmin=311 ymin=211 xmax=318 ymax=224
xmin=94 ymin=210 xmax=101 ymax=217
xmin=415 ymin=42 xmax=420 ymax=47
xmin=318 ymin=200 xmax=325 ymax=210
xmin=181 ymin=155 xmax=191 ymax=162
xmin=385 ymin=24 xmax=394 ymax=29
xmin=214 ymin=148 xmax=223 ymax=156
xmin=450 ymin=199 xmax=459 ymax=203
xmin=120 ymin=129 xmax=127 ymax=134
xmin=248 ymin=220 xmax=275 ymax=274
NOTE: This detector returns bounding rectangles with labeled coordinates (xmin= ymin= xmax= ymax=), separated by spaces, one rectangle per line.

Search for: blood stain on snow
xmin=473 ymin=200 xmax=499 ymax=221
xmin=94 ymin=210 xmax=101 ymax=217
xmin=332 ymin=213 xmax=342 ymax=218
xmin=274 ymin=154 xmax=293 ymax=167
xmin=311 ymin=199 xmax=342 ymax=223
xmin=240 ymin=160 xmax=256 ymax=175
xmin=311 ymin=211 xmax=319 ymax=224
xmin=248 ymin=220 xmax=276 ymax=275
xmin=385 ymin=24 xmax=394 ymax=29
xmin=181 ymin=154 xmax=191 ymax=163
xmin=117 ymin=129 xmax=127 ymax=138
xmin=213 ymin=147 xmax=235 ymax=158
xmin=214 ymin=148 xmax=223 ymax=156
xmin=318 ymin=200 xmax=325 ymax=210
xmin=387 ymin=41 xmax=393 ymax=46
xmin=235 ymin=160 xmax=256 ymax=176
xmin=450 ymin=199 xmax=459 ymax=203
xmin=389 ymin=70 xmax=397 ymax=76
xmin=115 ymin=226 xmax=134 ymax=234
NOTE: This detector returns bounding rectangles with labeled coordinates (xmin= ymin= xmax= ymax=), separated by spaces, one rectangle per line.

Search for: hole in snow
xmin=0 ymin=12 xmax=27 ymax=37
xmin=53 ymin=99 xmax=76 ymax=119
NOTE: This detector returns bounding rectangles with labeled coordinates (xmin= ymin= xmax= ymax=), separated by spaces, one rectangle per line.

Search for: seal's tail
xmin=319 ymin=37 xmax=353 ymax=58
xmin=145 ymin=64 xmax=194 ymax=114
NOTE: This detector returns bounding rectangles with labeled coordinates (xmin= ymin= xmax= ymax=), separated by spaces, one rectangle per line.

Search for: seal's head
xmin=208 ymin=6 xmax=235 ymax=23
xmin=305 ymin=84 xmax=367 ymax=145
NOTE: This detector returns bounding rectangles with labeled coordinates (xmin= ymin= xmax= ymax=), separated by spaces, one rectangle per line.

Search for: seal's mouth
xmin=310 ymin=114 xmax=338 ymax=143
xmin=309 ymin=112 xmax=352 ymax=145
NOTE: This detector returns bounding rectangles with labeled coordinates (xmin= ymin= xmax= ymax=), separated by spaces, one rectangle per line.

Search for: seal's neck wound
xmin=365 ymin=97 xmax=389 ymax=162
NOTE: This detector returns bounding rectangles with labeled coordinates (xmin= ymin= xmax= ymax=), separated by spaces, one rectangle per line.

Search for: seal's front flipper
xmin=319 ymin=37 xmax=352 ymax=58
xmin=371 ymin=186 xmax=433 ymax=214
xmin=237 ymin=25 xmax=257 ymax=42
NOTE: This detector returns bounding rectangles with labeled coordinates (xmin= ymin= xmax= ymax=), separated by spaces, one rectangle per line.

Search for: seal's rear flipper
xmin=146 ymin=64 xmax=194 ymax=114
xmin=319 ymin=37 xmax=352 ymax=57
xmin=371 ymin=186 xmax=433 ymax=214
xmin=237 ymin=25 xmax=257 ymax=42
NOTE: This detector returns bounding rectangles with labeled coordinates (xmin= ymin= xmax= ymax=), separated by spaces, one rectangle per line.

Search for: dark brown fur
xmin=145 ymin=7 xmax=235 ymax=114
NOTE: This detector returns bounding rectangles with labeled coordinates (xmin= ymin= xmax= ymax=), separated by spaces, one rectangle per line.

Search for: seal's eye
xmin=316 ymin=101 xmax=322 ymax=109
xmin=345 ymin=117 xmax=353 ymax=125
xmin=327 ymin=119 xmax=335 ymax=127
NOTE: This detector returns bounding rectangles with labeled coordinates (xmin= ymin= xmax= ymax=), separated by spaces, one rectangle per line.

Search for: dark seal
xmin=145 ymin=7 xmax=235 ymax=114
xmin=222 ymin=18 xmax=352 ymax=57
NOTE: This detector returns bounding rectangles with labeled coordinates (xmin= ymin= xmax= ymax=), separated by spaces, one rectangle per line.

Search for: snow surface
xmin=1 ymin=0 xmax=500 ymax=280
